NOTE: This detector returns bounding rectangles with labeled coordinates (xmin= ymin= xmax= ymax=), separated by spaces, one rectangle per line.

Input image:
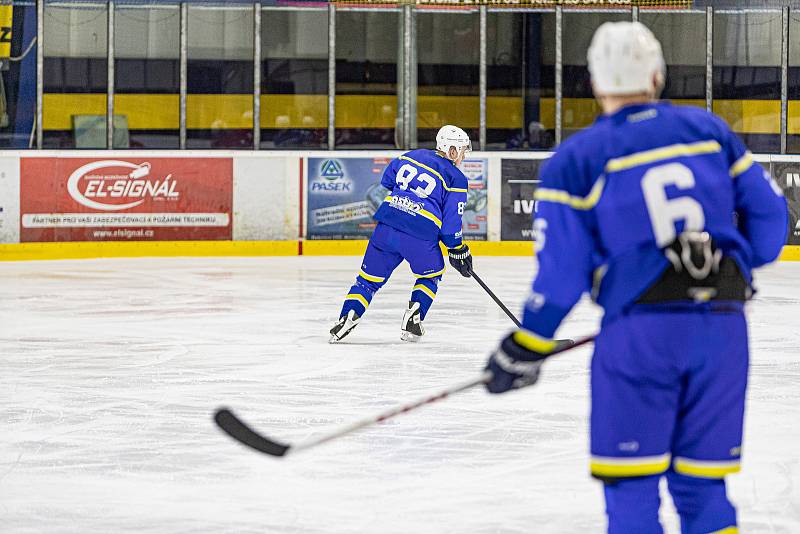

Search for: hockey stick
xmin=213 ymin=334 xmax=595 ymax=458
xmin=468 ymin=269 xmax=523 ymax=328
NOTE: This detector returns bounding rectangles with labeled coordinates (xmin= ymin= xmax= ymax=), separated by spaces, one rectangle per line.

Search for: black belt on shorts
xmin=636 ymin=256 xmax=750 ymax=305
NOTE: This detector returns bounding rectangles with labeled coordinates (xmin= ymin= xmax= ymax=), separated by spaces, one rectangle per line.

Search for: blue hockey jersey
xmin=523 ymin=102 xmax=788 ymax=338
xmin=373 ymin=149 xmax=469 ymax=249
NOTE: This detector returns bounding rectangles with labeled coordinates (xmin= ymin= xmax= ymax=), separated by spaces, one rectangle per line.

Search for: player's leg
xmin=591 ymin=311 xmax=683 ymax=533
xmin=330 ymin=225 xmax=402 ymax=342
xmin=400 ymin=237 xmax=445 ymax=342
xmin=666 ymin=310 xmax=747 ymax=534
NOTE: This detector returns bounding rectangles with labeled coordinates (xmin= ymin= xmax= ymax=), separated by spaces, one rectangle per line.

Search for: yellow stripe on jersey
xmin=709 ymin=528 xmax=738 ymax=534
xmin=534 ymin=176 xmax=605 ymax=211
xmin=413 ymin=267 xmax=446 ymax=279
xmin=605 ymin=140 xmax=722 ymax=173
xmin=729 ymin=151 xmax=754 ymax=178
xmin=412 ymin=283 xmax=437 ymax=300
xmin=358 ymin=270 xmax=385 ymax=283
xmin=345 ymin=293 xmax=369 ymax=308
xmin=673 ymin=457 xmax=741 ymax=479
xmin=399 ymin=155 xmax=468 ymax=193
xmin=590 ymin=454 xmax=672 ymax=478
xmin=513 ymin=329 xmax=557 ymax=353
xmin=419 ymin=209 xmax=443 ymax=228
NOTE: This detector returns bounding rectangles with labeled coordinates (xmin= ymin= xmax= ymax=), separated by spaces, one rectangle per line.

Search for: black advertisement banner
xmin=500 ymin=158 xmax=546 ymax=241
xmin=769 ymin=162 xmax=800 ymax=246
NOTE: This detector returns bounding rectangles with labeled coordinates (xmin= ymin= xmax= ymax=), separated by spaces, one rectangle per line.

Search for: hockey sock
xmin=410 ymin=277 xmax=440 ymax=319
xmin=603 ymin=475 xmax=663 ymax=534
xmin=340 ymin=276 xmax=382 ymax=318
xmin=666 ymin=471 xmax=736 ymax=534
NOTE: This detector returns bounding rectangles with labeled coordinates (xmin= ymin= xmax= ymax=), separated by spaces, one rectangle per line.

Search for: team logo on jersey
xmin=67 ymin=160 xmax=179 ymax=211
xmin=320 ymin=160 xmax=344 ymax=181
xmin=388 ymin=195 xmax=423 ymax=216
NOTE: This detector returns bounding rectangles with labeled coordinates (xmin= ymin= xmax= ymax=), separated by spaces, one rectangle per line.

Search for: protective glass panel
xmin=335 ymin=9 xmax=399 ymax=149
xmin=115 ymin=5 xmax=180 ymax=149
xmin=486 ymin=11 xmax=555 ymax=151
xmin=640 ymin=11 xmax=706 ymax=104
xmin=713 ymin=11 xmax=781 ymax=153
xmin=416 ymin=11 xmax=479 ymax=149
xmin=0 ymin=3 xmax=36 ymax=148
xmin=260 ymin=8 xmax=328 ymax=149
xmin=43 ymin=4 xmax=108 ymax=148
xmin=187 ymin=5 xmax=254 ymax=149
xmin=561 ymin=11 xmax=629 ymax=139
xmin=787 ymin=11 xmax=800 ymax=153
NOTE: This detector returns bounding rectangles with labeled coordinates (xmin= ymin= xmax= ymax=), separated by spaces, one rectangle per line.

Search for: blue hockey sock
xmin=603 ymin=475 xmax=663 ymax=534
xmin=339 ymin=276 xmax=382 ymax=318
xmin=666 ymin=471 xmax=737 ymax=534
xmin=410 ymin=277 xmax=439 ymax=319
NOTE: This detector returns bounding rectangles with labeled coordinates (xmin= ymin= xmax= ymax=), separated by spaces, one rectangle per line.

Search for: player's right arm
xmin=722 ymin=127 xmax=788 ymax=267
xmin=485 ymin=146 xmax=598 ymax=393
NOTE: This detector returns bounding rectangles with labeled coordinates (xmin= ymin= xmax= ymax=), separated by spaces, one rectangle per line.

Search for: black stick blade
xmin=214 ymin=408 xmax=291 ymax=457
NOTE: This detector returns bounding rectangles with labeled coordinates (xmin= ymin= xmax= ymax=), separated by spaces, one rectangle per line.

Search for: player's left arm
xmin=440 ymin=171 xmax=472 ymax=277
xmin=486 ymin=150 xmax=597 ymax=393
xmin=723 ymin=131 xmax=788 ymax=267
xmin=381 ymin=158 xmax=400 ymax=191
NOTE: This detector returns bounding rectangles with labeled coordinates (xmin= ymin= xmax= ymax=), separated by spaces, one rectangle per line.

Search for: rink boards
xmin=0 ymin=150 xmax=799 ymax=261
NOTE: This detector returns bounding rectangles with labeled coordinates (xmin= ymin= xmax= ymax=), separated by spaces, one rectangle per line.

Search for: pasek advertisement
xmin=20 ymin=158 xmax=232 ymax=242
xmin=307 ymin=157 xmax=488 ymax=240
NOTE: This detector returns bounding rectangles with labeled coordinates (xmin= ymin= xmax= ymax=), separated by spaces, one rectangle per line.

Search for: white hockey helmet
xmin=436 ymin=125 xmax=472 ymax=160
xmin=587 ymin=21 xmax=665 ymax=96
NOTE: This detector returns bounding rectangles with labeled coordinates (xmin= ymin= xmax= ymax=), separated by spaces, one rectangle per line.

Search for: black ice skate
xmin=329 ymin=310 xmax=360 ymax=343
xmin=400 ymin=301 xmax=425 ymax=342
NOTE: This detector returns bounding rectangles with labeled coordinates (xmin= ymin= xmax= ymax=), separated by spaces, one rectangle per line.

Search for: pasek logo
xmin=67 ymin=160 xmax=179 ymax=211
xmin=312 ymin=159 xmax=350 ymax=192
xmin=320 ymin=159 xmax=344 ymax=180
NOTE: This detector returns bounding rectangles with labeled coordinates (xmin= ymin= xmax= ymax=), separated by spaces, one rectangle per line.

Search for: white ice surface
xmin=1 ymin=256 xmax=798 ymax=533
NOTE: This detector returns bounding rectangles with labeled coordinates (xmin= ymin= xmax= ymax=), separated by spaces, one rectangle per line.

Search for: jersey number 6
xmin=641 ymin=162 xmax=706 ymax=247
xmin=397 ymin=164 xmax=437 ymax=199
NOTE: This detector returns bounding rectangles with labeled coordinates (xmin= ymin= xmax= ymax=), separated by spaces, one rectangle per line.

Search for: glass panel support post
xmin=179 ymin=1 xmax=188 ymax=150
xmin=555 ymin=6 xmax=562 ymax=146
xmin=107 ymin=0 xmax=114 ymax=149
xmin=781 ymin=6 xmax=789 ymax=154
xmin=705 ymin=6 xmax=713 ymax=114
xmin=479 ymin=5 xmax=487 ymax=151
xmin=328 ymin=3 xmax=336 ymax=150
xmin=36 ymin=0 xmax=43 ymax=149
xmin=253 ymin=2 xmax=261 ymax=150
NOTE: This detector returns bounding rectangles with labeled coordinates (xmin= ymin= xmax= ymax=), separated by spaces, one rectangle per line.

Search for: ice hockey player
xmin=483 ymin=22 xmax=788 ymax=533
xmin=329 ymin=125 xmax=474 ymax=343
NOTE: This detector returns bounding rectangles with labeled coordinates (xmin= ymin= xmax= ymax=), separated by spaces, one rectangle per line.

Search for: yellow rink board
xmin=1 ymin=240 xmax=799 ymax=262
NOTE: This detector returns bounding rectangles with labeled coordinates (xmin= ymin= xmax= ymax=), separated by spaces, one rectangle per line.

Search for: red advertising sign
xmin=20 ymin=157 xmax=232 ymax=242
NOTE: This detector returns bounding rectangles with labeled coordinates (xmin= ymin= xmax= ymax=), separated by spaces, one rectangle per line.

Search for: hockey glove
xmin=448 ymin=244 xmax=473 ymax=278
xmin=485 ymin=332 xmax=563 ymax=394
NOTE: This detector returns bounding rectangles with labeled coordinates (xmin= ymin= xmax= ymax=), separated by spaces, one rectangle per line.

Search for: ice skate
xmin=400 ymin=301 xmax=425 ymax=342
xmin=329 ymin=310 xmax=360 ymax=343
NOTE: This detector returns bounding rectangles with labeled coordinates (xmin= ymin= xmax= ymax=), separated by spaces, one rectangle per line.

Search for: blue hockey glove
xmin=485 ymin=332 xmax=567 ymax=394
xmin=448 ymin=244 xmax=473 ymax=278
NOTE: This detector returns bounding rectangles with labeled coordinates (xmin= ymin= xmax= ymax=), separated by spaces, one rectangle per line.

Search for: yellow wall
xmin=42 ymin=94 xmax=792 ymax=135
xmin=2 ymin=240 xmax=799 ymax=262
